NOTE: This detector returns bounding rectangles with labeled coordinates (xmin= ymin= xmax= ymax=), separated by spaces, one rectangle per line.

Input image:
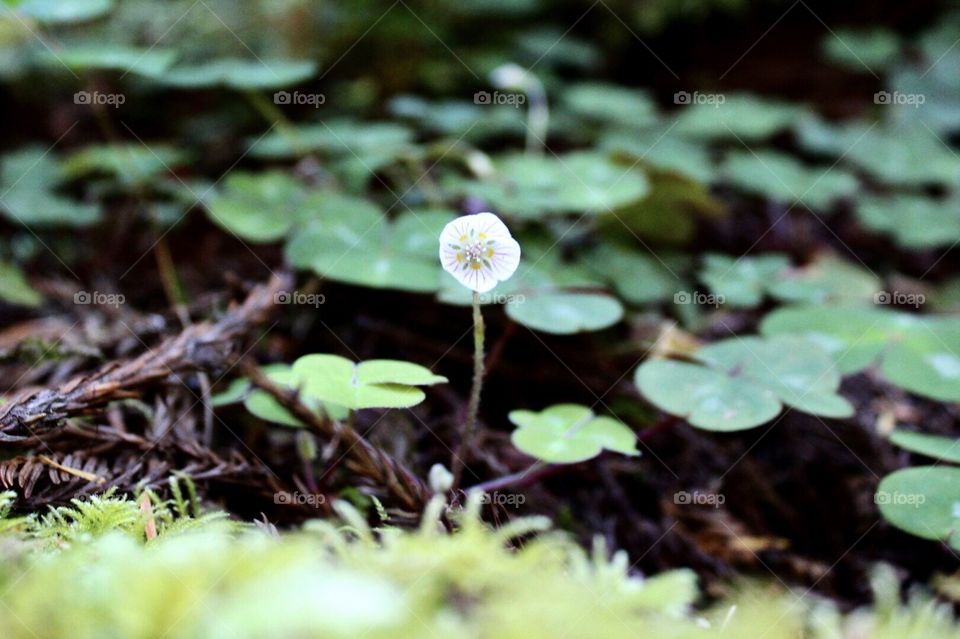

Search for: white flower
xmin=439 ymin=212 xmax=520 ymax=293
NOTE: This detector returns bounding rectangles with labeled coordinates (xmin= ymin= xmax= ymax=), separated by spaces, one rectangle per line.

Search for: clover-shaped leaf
xmin=719 ymin=150 xmax=859 ymax=209
xmin=243 ymin=366 xmax=348 ymax=427
xmin=796 ymin=117 xmax=960 ymax=187
xmin=768 ymin=255 xmax=879 ymax=305
xmin=509 ymin=404 xmax=639 ymax=463
xmin=149 ymin=58 xmax=316 ymax=90
xmin=205 ymin=171 xmax=310 ymax=242
xmin=0 ymin=261 xmax=41 ymax=307
xmin=889 ymin=430 xmax=960 ymax=464
xmin=448 ymin=151 xmax=649 ymax=218
xmin=506 ymin=291 xmax=624 ymax=335
xmin=822 ymin=28 xmax=900 ymax=71
xmin=389 ymin=95 xmax=525 ymax=141
xmin=286 ymin=207 xmax=455 ymax=293
xmin=16 ymin=0 xmax=112 ymax=23
xmin=47 ymin=46 xmax=177 ymax=76
xmin=601 ymin=130 xmax=713 ymax=182
xmin=584 ymin=243 xmax=679 ymax=305
xmin=563 ymin=82 xmax=658 ymax=129
xmin=856 ymin=194 xmax=960 ymax=249
xmin=63 ymin=144 xmax=186 ymax=189
xmin=211 ymin=365 xmax=348 ymax=427
xmin=673 ymin=94 xmax=803 ymax=141
xmin=699 ymin=253 xmax=791 ymax=307
xmin=249 ymin=120 xmax=415 ymax=164
xmin=876 ymin=467 xmax=960 ymax=549
xmin=635 ymin=335 xmax=853 ymax=432
xmin=291 ymin=354 xmax=447 ymax=410
xmin=761 ymin=306 xmax=960 ymax=401
xmin=0 ymin=147 xmax=100 ymax=226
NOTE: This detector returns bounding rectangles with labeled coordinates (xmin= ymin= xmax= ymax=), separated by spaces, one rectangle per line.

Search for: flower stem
xmin=452 ymin=292 xmax=485 ymax=489
xmin=524 ymin=79 xmax=548 ymax=155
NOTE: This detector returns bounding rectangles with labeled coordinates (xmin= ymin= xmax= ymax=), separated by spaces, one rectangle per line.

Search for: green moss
xmin=0 ymin=492 xmax=955 ymax=638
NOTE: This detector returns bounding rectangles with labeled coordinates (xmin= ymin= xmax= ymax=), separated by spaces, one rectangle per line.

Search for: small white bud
xmin=428 ymin=463 xmax=454 ymax=493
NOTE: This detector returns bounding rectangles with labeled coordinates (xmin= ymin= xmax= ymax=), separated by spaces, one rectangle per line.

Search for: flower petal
xmin=439 ymin=212 xmax=520 ymax=293
xmin=488 ymin=236 xmax=521 ymax=280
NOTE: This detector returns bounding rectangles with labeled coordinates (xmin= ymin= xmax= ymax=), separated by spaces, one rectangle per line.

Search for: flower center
xmin=464 ymin=242 xmax=485 ymax=264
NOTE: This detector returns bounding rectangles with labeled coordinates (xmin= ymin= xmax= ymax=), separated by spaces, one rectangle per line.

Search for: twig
xmin=241 ymin=362 xmax=431 ymax=516
xmin=0 ymin=273 xmax=292 ymax=440
xmin=468 ymin=462 xmax=561 ymax=494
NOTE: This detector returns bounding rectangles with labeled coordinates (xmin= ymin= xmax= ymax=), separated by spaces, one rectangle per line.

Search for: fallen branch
xmin=241 ymin=362 xmax=431 ymax=516
xmin=0 ymin=273 xmax=292 ymax=440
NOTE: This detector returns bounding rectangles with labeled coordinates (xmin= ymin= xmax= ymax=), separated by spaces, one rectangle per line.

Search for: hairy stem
xmin=452 ymin=292 xmax=485 ymax=489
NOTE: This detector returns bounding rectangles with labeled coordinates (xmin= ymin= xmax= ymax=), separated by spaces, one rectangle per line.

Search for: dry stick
xmin=0 ymin=273 xmax=292 ymax=440
xmin=240 ymin=363 xmax=431 ymax=515
xmin=468 ymin=415 xmax=681 ymax=494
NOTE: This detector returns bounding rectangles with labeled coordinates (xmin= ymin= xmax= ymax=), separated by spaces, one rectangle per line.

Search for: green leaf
xmin=287 ymin=208 xmax=454 ymax=293
xmin=821 ymin=29 xmax=900 ymax=71
xmin=243 ymin=367 xmax=312 ymax=427
xmin=637 ymin=359 xmax=781 ymax=431
xmin=768 ymin=255 xmax=879 ymax=305
xmin=210 ymin=377 xmax=251 ymax=407
xmin=212 ymin=365 xmax=348 ymax=426
xmin=762 ymin=306 xmax=960 ymax=401
xmin=673 ymin=93 xmax=803 ymax=141
xmin=506 ymin=291 xmax=623 ymax=334
xmin=389 ymin=95 xmax=525 ymax=140
xmin=291 ymin=354 xmax=447 ymax=410
xmin=0 ymin=261 xmax=41 ymax=307
xmin=509 ymin=404 xmax=639 ymax=463
xmin=150 ymin=58 xmax=317 ymax=90
xmin=795 ymin=116 xmax=960 ymax=187
xmin=249 ymin=120 xmax=415 ymax=162
xmin=856 ymin=194 xmax=960 ymax=249
xmin=63 ymin=144 xmax=185 ymax=188
xmin=601 ymin=129 xmax=713 ymax=182
xmin=584 ymin=243 xmax=678 ymax=305
xmin=635 ymin=335 xmax=853 ymax=431
xmin=205 ymin=171 xmax=307 ymax=242
xmin=49 ymin=46 xmax=177 ymax=76
xmin=448 ymin=151 xmax=649 ymax=218
xmin=16 ymin=0 xmax=112 ymax=23
xmin=0 ymin=147 xmax=100 ymax=226
xmin=699 ymin=253 xmax=791 ymax=307
xmin=719 ymin=150 xmax=859 ymax=209
xmin=563 ymin=82 xmax=658 ymax=129
xmin=876 ymin=467 xmax=960 ymax=549
xmin=889 ymin=430 xmax=960 ymax=464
